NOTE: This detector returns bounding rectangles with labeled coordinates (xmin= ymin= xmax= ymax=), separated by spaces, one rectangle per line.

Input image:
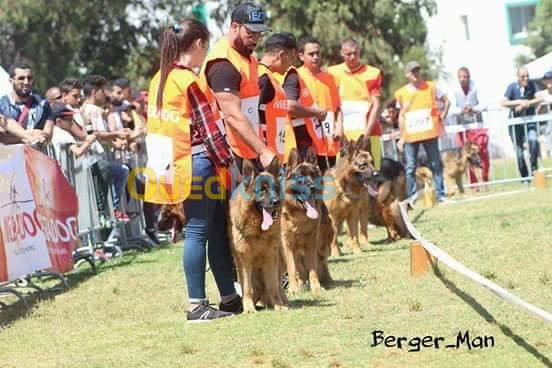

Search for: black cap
xmin=115 ymin=100 xmax=135 ymax=112
xmin=264 ymin=32 xmax=297 ymax=52
xmin=543 ymin=70 xmax=552 ymax=80
xmin=231 ymin=2 xmax=270 ymax=33
xmin=51 ymin=103 xmax=75 ymax=121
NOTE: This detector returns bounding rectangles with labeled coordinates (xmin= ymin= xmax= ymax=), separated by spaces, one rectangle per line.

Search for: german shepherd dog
xmin=359 ymin=158 xmax=410 ymax=241
xmin=281 ymin=148 xmax=333 ymax=293
xmin=326 ymin=135 xmax=378 ymax=256
xmin=442 ymin=142 xmax=481 ymax=196
xmin=227 ymin=158 xmax=288 ymax=313
xmin=157 ymin=203 xmax=186 ymax=243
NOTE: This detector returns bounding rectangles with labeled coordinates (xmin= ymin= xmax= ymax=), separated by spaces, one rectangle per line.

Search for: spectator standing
xmin=81 ymin=74 xmax=131 ymax=222
xmin=537 ymin=70 xmax=552 ymax=156
xmin=449 ymin=67 xmax=490 ymax=190
xmin=501 ymin=67 xmax=541 ymax=180
xmin=395 ymin=61 xmax=450 ymax=204
xmin=0 ymin=61 xmax=53 ymax=144
xmin=45 ymin=86 xmax=62 ymax=104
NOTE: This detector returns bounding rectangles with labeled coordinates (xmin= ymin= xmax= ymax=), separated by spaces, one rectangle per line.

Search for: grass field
xmin=1 ymin=182 xmax=551 ymax=368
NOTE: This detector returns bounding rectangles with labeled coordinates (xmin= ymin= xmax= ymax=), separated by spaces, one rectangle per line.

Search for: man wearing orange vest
xmin=257 ymin=33 xmax=298 ymax=163
xmin=297 ymin=36 xmax=343 ymax=173
xmin=273 ymin=52 xmax=328 ymax=162
xmin=395 ymin=61 xmax=450 ymax=205
xmin=328 ymin=38 xmax=383 ymax=168
xmin=201 ymin=2 xmax=276 ymax=172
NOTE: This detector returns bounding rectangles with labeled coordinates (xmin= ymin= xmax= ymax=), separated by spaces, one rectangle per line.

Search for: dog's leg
xmin=330 ymin=219 xmax=342 ymax=257
xmin=346 ymin=211 xmax=362 ymax=254
xmin=456 ymin=175 xmax=465 ymax=195
xmin=358 ymin=203 xmax=369 ymax=245
xmin=304 ymin=240 xmax=322 ymax=293
xmin=380 ymin=204 xmax=399 ymax=241
xmin=265 ymin=248 xmax=289 ymax=310
xmin=240 ymin=261 xmax=256 ymax=313
xmin=282 ymin=237 xmax=301 ymax=295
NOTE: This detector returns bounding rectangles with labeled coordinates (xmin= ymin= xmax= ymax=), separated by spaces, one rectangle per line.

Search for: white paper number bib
xmin=405 ymin=108 xmax=432 ymax=134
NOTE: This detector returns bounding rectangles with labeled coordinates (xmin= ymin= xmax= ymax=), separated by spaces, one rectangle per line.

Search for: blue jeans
xmin=183 ymin=151 xmax=236 ymax=302
xmin=509 ymin=124 xmax=539 ymax=178
xmin=405 ymin=138 xmax=445 ymax=200
xmin=110 ymin=162 xmax=129 ymax=209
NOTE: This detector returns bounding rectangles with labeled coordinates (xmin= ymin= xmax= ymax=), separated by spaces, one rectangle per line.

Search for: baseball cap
xmin=405 ymin=61 xmax=421 ymax=73
xmin=51 ymin=103 xmax=75 ymax=121
xmin=264 ymin=32 xmax=297 ymax=52
xmin=543 ymin=70 xmax=552 ymax=80
xmin=116 ymin=100 xmax=135 ymax=112
xmin=231 ymin=2 xmax=271 ymax=33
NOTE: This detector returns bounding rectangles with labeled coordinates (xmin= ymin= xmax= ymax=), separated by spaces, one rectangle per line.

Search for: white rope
xmin=399 ymin=203 xmax=552 ymax=324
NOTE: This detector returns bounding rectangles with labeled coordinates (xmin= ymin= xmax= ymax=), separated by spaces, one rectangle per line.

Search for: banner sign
xmin=0 ymin=145 xmax=78 ymax=282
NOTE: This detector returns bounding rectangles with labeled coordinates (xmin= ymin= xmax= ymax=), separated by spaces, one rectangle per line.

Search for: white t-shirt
xmin=51 ymin=126 xmax=76 ymax=162
xmin=536 ymin=89 xmax=552 ymax=113
xmin=80 ymin=103 xmax=107 ymax=164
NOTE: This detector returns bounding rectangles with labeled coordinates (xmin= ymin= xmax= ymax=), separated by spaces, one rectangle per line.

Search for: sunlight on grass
xmin=0 ymin=187 xmax=551 ymax=367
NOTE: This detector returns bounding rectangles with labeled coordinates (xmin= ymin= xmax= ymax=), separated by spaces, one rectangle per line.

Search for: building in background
xmin=0 ymin=65 xmax=10 ymax=97
xmin=426 ymin=0 xmax=542 ymax=108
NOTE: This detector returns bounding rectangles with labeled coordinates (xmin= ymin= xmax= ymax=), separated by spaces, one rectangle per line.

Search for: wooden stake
xmin=534 ymin=170 xmax=547 ymax=189
xmin=410 ymin=241 xmax=436 ymax=277
xmin=423 ymin=184 xmax=435 ymax=208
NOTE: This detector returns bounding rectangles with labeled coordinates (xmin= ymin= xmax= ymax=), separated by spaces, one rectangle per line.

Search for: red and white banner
xmin=0 ymin=145 xmax=78 ymax=282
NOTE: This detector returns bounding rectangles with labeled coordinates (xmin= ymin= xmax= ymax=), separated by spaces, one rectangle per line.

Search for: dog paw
xmin=274 ymin=303 xmax=290 ymax=311
xmin=351 ymin=246 xmax=363 ymax=255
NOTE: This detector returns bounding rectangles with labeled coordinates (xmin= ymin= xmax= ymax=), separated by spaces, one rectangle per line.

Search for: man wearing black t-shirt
xmin=202 ymin=2 xmax=275 ymax=171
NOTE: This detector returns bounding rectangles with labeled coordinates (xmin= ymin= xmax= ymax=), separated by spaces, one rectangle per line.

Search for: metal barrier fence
xmin=0 ymin=139 xmax=159 ymax=311
xmin=380 ymin=108 xmax=552 ymax=188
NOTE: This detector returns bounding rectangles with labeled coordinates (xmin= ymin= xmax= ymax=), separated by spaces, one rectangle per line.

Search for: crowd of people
xmin=1 ymin=2 xmax=551 ymax=322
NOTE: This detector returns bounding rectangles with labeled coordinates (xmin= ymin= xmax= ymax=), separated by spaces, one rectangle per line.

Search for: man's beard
xmin=14 ymin=87 xmax=32 ymax=99
xmin=111 ymin=99 xmax=123 ymax=107
xmin=234 ymin=36 xmax=255 ymax=57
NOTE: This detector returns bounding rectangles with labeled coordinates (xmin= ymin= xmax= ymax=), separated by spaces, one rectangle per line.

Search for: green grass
xmin=1 ymin=185 xmax=551 ymax=367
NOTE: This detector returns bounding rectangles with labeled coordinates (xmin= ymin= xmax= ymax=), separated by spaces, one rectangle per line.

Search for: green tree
xmin=212 ymin=0 xmax=438 ymax=99
xmin=0 ymin=0 xmax=193 ymax=92
xmin=527 ymin=0 xmax=552 ymax=57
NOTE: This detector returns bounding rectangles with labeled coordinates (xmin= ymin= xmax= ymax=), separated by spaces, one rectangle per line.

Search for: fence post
xmin=410 ymin=241 xmax=437 ymax=277
xmin=534 ymin=170 xmax=547 ymax=189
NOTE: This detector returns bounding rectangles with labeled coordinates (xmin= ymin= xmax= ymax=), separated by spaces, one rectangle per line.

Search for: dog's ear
xmin=356 ymin=134 xmax=371 ymax=153
xmin=242 ymin=159 xmax=256 ymax=184
xmin=347 ymin=138 xmax=357 ymax=162
xmin=265 ymin=155 xmax=280 ymax=179
xmin=287 ymin=148 xmax=301 ymax=171
xmin=305 ymin=146 xmax=317 ymax=165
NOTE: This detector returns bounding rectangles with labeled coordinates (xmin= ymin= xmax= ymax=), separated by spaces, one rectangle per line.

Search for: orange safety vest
xmin=145 ymin=68 xmax=195 ymax=204
xmin=328 ymin=62 xmax=383 ymax=139
xmin=297 ymin=66 xmax=341 ymax=157
xmin=395 ymin=81 xmax=442 ymax=143
xmin=258 ymin=64 xmax=295 ymax=163
xmin=275 ymin=67 xmax=326 ymax=155
xmin=201 ymin=37 xmax=261 ymax=159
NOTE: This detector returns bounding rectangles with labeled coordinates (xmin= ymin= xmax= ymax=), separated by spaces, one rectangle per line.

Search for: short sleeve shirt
xmin=0 ymin=94 xmax=53 ymax=130
xmin=504 ymin=81 xmax=539 ymax=117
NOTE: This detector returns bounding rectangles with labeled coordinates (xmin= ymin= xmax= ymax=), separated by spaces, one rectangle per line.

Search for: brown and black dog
xmin=325 ymin=135 xmax=378 ymax=256
xmin=227 ymin=158 xmax=288 ymax=313
xmin=281 ymin=148 xmax=333 ymax=293
xmin=157 ymin=203 xmax=186 ymax=243
xmin=359 ymin=158 xmax=410 ymax=241
xmin=442 ymin=142 xmax=481 ymax=196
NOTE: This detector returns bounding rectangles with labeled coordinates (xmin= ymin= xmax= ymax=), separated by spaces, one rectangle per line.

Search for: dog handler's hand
xmin=397 ymin=138 xmax=405 ymax=152
xmin=259 ymin=148 xmax=276 ymax=170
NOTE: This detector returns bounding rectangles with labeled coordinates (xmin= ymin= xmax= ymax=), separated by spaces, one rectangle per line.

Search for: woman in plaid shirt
xmin=149 ymin=19 xmax=242 ymax=323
